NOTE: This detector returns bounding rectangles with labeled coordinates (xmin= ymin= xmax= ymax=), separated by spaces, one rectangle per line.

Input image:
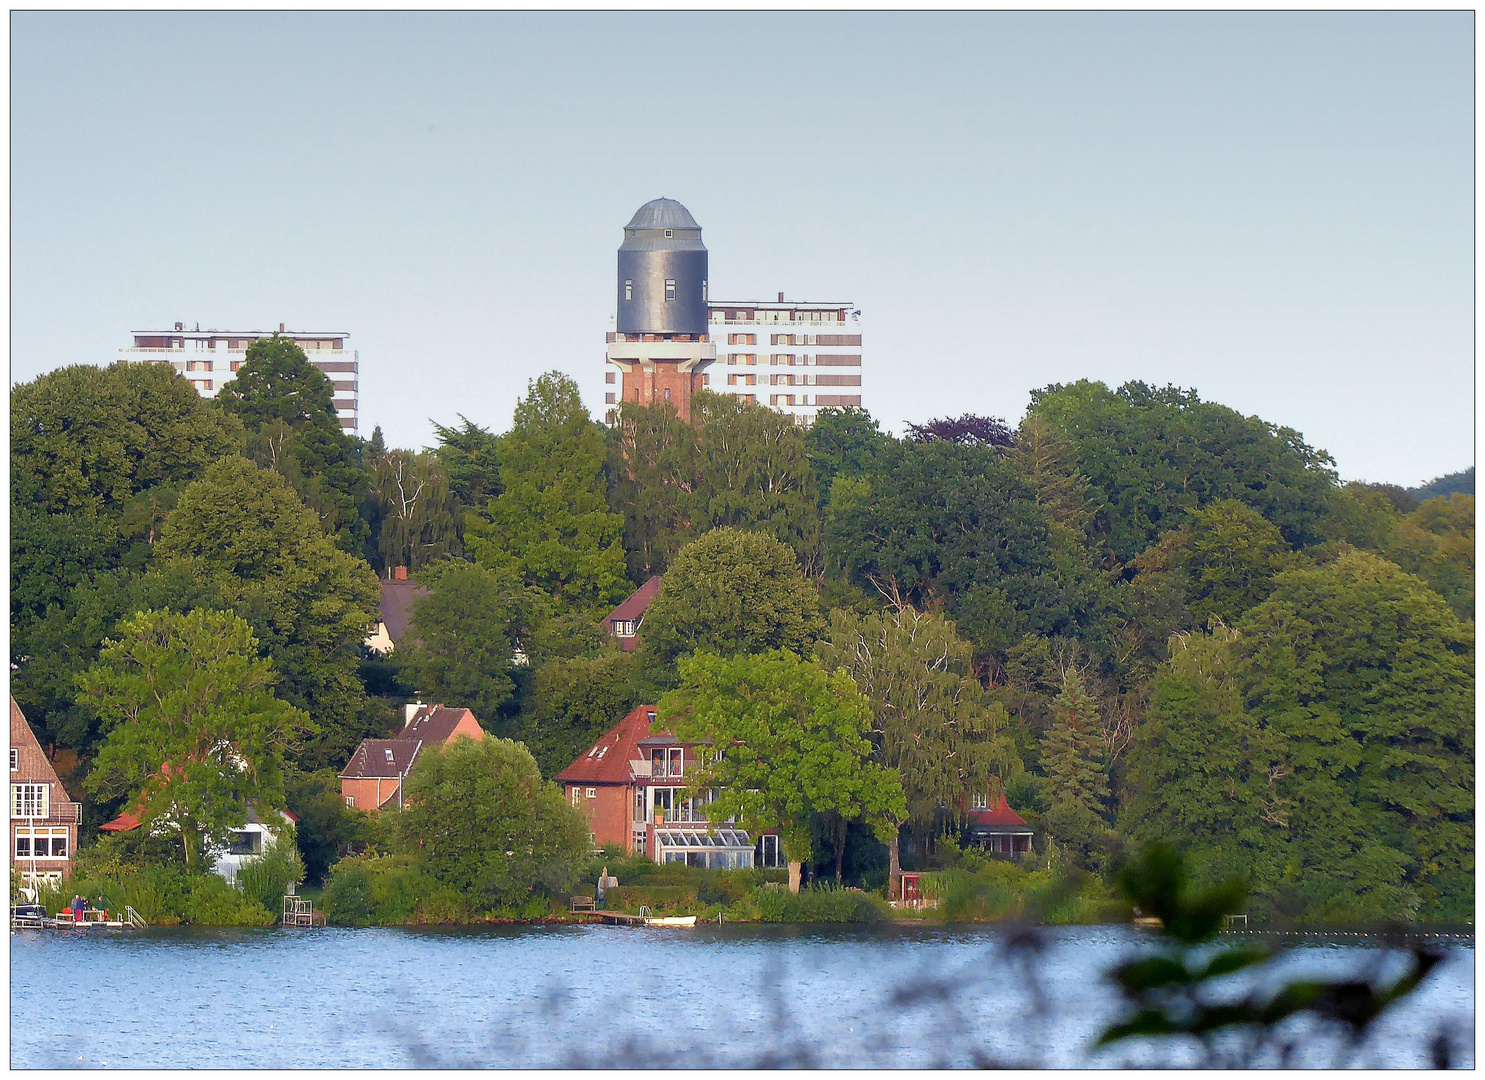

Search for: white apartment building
xmin=117 ymin=323 xmax=359 ymax=432
xmin=604 ymin=295 xmax=861 ymax=425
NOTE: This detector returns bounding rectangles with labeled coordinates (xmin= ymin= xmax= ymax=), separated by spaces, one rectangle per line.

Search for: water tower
xmin=605 ymin=198 xmax=716 ymax=422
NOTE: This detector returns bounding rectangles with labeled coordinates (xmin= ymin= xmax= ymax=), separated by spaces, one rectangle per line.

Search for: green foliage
xmin=1029 ymin=380 xmax=1337 ymax=562
xmin=1410 ymin=467 xmax=1472 ymax=502
xmin=515 ymin=652 xmax=637 ymax=778
xmin=465 ymin=372 xmax=629 ymax=606
xmin=77 ymin=608 xmax=310 ymax=869
xmin=825 ymin=436 xmax=1122 ymax=656
xmin=1236 ymin=549 xmax=1473 ymax=921
xmin=11 ymin=361 xmax=241 ymax=517
xmin=154 ymin=456 xmax=381 ymax=769
xmin=748 ymin=883 xmax=889 ymax=923
xmin=433 ymin=415 xmax=503 ymax=509
xmin=366 ymin=446 xmax=458 ymax=574
xmin=320 ymin=851 xmax=472 ymax=926
xmin=922 ymin=862 xmax=1121 ymax=925
xmin=1040 ymin=669 xmax=1113 ymax=871
xmin=396 ymin=561 xmax=532 ymax=721
xmin=1100 ymin=845 xmax=1444 ymax=1066
xmin=286 ymin=768 xmax=372 ymax=883
xmin=659 ymin=650 xmax=906 ymax=868
xmin=1133 ymin=500 xmax=1304 ymax=626
xmin=639 ymin=528 xmax=822 ymax=667
xmin=235 ymin=830 xmax=307 ymax=913
xmin=396 ymin=736 xmax=590 ymax=909
xmin=817 ymin=604 xmax=1020 ymax=881
xmin=216 ymin=335 xmax=370 ymax=553
xmin=39 ymin=862 xmax=275 ymax=928
xmin=804 ymin=406 xmax=894 ymax=508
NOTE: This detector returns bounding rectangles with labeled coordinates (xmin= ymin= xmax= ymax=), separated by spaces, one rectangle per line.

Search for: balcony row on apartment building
xmin=117 ymin=322 xmax=359 ymax=432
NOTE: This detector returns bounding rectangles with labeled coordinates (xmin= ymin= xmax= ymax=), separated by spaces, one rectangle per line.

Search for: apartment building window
xmin=664 ymin=280 xmax=676 ymax=302
xmin=11 ymin=783 xmax=48 ymax=819
xmin=230 ymin=361 xmax=242 ymax=372
xmin=624 ymin=280 xmax=633 ymax=301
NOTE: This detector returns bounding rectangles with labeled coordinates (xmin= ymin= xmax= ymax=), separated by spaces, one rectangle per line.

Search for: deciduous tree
xmin=659 ymin=650 xmax=906 ymax=893
xmin=77 ymin=608 xmax=310 ymax=869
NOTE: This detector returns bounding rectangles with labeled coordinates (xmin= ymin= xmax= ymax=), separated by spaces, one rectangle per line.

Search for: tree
xmin=76 ymin=608 xmax=310 ymax=869
xmin=396 ymin=561 xmax=534 ymax=724
xmin=1132 ymin=499 xmax=1304 ymax=627
xmin=904 ymin=414 xmax=1016 ymax=448
xmin=803 ymin=406 xmax=894 ymax=509
xmin=11 ymin=361 xmax=240 ymax=517
xmin=607 ymin=399 xmax=702 ymax=578
xmin=1040 ymin=668 xmax=1112 ymax=871
xmin=396 ymin=736 xmax=590 ymax=909
xmin=1011 ymin=412 xmax=1095 ymax=533
xmin=154 ymin=457 xmax=380 ymax=769
xmin=1236 ymin=549 xmax=1473 ymax=921
xmin=514 ymin=652 xmax=637 ymax=778
xmin=639 ymin=527 xmax=822 ymax=666
xmin=1029 ymin=380 xmax=1338 ymax=561
xmin=433 ymin=415 xmax=503 ymax=509
xmin=659 ymin=650 xmax=906 ymax=893
xmin=465 ymin=372 xmax=629 ymax=607
xmin=825 ymin=437 xmax=1122 ymax=657
xmin=817 ymin=606 xmax=1020 ymax=896
xmin=1120 ymin=627 xmax=1287 ymax=899
xmin=691 ymin=391 xmax=822 ymax=572
xmin=286 ymin=767 xmax=372 ymax=884
xmin=215 ymin=335 xmax=370 ymax=553
xmin=367 ymin=447 xmax=458 ymax=573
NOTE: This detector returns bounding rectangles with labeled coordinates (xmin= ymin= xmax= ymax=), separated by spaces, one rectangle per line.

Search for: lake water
xmin=10 ymin=923 xmax=1474 ymax=1068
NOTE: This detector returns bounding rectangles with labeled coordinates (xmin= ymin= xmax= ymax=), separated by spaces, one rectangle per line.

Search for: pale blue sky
xmin=11 ymin=11 xmax=1473 ymax=485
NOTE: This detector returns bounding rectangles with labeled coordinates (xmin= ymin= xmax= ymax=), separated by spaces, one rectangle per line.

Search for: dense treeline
xmin=10 ymin=341 xmax=1473 ymax=921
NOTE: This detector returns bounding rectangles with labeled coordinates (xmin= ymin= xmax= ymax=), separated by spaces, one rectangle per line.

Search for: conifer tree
xmin=1041 ymin=668 xmax=1112 ymax=870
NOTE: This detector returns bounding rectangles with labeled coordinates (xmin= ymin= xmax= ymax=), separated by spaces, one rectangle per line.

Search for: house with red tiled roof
xmin=10 ymin=698 xmax=81 ymax=889
xmin=965 ymin=792 xmax=1035 ymax=858
xmin=97 ymin=761 xmax=299 ymax=884
xmin=339 ymin=703 xmax=486 ymax=811
xmin=603 ymin=576 xmax=662 ymax=652
xmin=554 ymin=705 xmax=782 ymax=869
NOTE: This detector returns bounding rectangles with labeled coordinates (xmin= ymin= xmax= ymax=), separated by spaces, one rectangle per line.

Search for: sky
xmin=11 ymin=11 xmax=1474 ymax=487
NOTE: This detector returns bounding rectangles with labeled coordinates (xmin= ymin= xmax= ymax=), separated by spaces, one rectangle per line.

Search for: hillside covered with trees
xmin=10 ymin=341 xmax=1473 ymax=922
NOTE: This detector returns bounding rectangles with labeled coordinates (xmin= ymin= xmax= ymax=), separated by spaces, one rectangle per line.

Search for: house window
xmin=624 ymin=279 xmax=633 ymax=301
xmin=14 ymin=835 xmax=29 ymax=858
xmin=664 ymin=280 xmax=676 ymax=302
xmin=11 ymin=783 xmax=48 ymax=819
xmin=345 ymin=795 xmax=355 ymax=808
xmin=384 ymin=749 xmax=395 ymax=764
xmin=586 ymin=788 xmax=596 ymax=799
xmin=570 ymin=788 xmax=581 ymax=807
xmin=9 ymin=749 xmax=16 ymax=771
xmin=971 ymin=792 xmax=988 ymax=810
xmin=664 ymin=388 xmax=671 ymax=401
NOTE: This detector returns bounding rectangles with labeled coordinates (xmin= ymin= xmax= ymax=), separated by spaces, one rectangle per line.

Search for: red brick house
xmin=340 ymin=703 xmax=485 ymax=811
xmin=555 ymin=705 xmax=782 ymax=868
xmin=10 ymin=698 xmax=81 ymax=888
xmin=603 ymin=576 xmax=662 ymax=652
xmin=364 ymin=568 xmax=429 ymax=655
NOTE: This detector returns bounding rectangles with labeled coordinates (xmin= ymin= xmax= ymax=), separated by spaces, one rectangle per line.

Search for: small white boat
xmin=645 ymin=915 xmax=697 ymax=928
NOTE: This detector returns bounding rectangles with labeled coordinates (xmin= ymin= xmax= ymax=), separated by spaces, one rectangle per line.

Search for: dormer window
xmin=624 ymin=280 xmax=633 ymax=301
xmin=971 ymin=792 xmax=988 ymax=810
xmin=665 ymin=280 xmax=676 ymax=303
xmin=385 ymin=749 xmax=395 ymax=764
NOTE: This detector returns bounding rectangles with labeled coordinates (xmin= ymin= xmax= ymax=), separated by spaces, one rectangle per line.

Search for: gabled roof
xmin=606 ymin=576 xmax=663 ymax=625
xmin=341 ymin=739 xmax=421 ymax=780
xmin=967 ymin=793 xmax=1033 ymax=832
xmin=398 ymin=705 xmax=479 ymax=744
xmin=380 ymin=579 xmax=427 ymax=645
xmin=554 ymin=705 xmax=663 ymax=786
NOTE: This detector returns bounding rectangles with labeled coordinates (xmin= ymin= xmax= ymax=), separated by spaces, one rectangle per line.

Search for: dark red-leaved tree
xmin=904 ymin=414 xmax=1015 ymax=448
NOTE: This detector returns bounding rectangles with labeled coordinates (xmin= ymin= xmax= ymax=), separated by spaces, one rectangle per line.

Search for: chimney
xmin=175 ymin=321 xmax=183 ymax=331
xmin=777 ymin=292 xmax=784 ymax=303
xmin=393 ymin=565 xmax=409 ymax=581
xmin=404 ymin=700 xmax=423 ymax=725
xmin=279 ymin=322 xmax=285 ymax=333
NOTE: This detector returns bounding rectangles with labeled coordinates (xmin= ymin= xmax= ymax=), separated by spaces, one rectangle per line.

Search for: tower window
xmin=624 ymin=280 xmax=632 ymax=301
xmin=703 ymin=280 xmax=708 ymax=301
xmin=664 ymin=229 xmax=673 ymax=238
xmin=664 ymin=280 xmax=676 ymax=302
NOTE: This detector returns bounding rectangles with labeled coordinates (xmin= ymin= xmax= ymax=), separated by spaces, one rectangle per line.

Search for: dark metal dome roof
xmin=625 ymin=198 xmax=700 ymax=231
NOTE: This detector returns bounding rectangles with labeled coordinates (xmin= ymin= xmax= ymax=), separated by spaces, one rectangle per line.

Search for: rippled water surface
xmin=10 ymin=923 xmax=1474 ymax=1068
